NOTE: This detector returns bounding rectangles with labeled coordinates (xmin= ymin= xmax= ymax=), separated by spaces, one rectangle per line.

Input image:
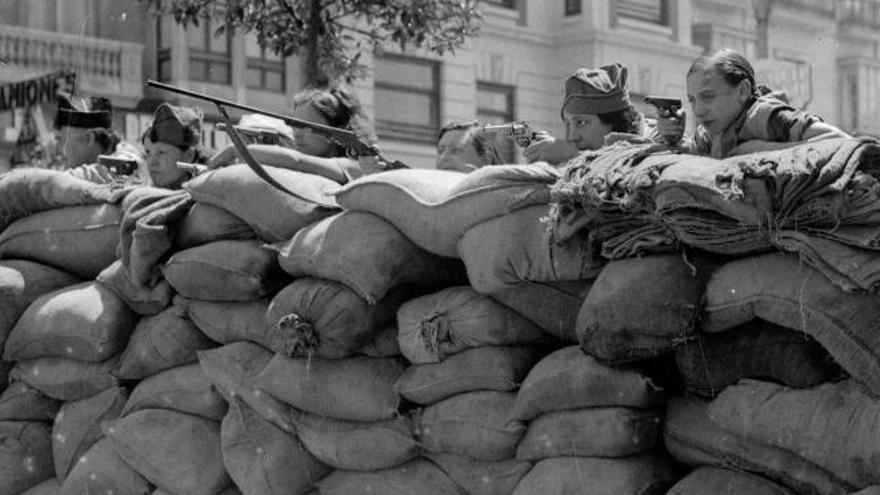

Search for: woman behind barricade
xmin=436 ymin=120 xmax=502 ymax=172
xmin=524 ymin=62 xmax=648 ymax=166
xmin=208 ymin=81 xmax=385 ymax=182
xmin=656 ymin=48 xmax=849 ymax=158
xmin=142 ymin=102 xmax=211 ymax=189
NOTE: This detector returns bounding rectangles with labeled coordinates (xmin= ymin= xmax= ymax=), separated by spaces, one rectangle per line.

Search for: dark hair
xmin=88 ymin=128 xmax=121 ymax=154
xmin=597 ymin=106 xmax=644 ymax=134
xmin=437 ymin=120 xmax=502 ymax=165
xmin=293 ymin=82 xmax=375 ymax=157
xmin=688 ymin=48 xmax=759 ymax=97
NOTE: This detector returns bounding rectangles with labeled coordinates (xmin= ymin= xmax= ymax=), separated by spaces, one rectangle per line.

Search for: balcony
xmin=0 ymin=25 xmax=144 ymax=104
xmin=837 ymin=0 xmax=880 ymax=29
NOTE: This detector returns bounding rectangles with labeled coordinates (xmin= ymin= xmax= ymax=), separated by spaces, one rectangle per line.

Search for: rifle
xmin=482 ymin=121 xmax=539 ymax=148
xmin=147 ymin=80 xmax=409 ymax=195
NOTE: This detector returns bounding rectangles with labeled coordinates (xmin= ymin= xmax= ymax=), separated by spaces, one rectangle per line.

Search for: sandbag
xmin=510 ymin=346 xmax=665 ymax=422
xmin=676 ymin=319 xmax=842 ymax=398
xmin=333 ymin=164 xmax=559 ymax=257
xmin=52 ymin=386 xmax=126 ymax=480
xmin=103 ymin=409 xmax=230 ymax=495
xmin=357 ymin=324 xmax=402 ymax=358
xmin=397 ymin=286 xmax=552 ymax=364
xmin=153 ymin=488 xmax=241 ymax=495
xmin=316 ymin=458 xmax=465 ymax=495
xmin=576 ymin=252 xmax=715 ymax=363
xmin=197 ymin=343 xmax=295 ymax=434
xmin=417 ymin=391 xmax=525 ymax=462
xmin=424 ymin=452 xmax=532 ymax=495
xmin=114 ymin=302 xmax=215 ymax=380
xmin=221 ymin=398 xmax=329 ymax=495
xmin=19 ymin=478 xmax=62 ymax=495
xmin=703 ymin=252 xmax=880 ymax=396
xmin=265 ymin=278 xmax=415 ymax=359
xmin=395 ymin=346 xmax=546 ymax=405
xmin=11 ymin=355 xmax=120 ymax=401
xmin=185 ymin=298 xmax=292 ymax=353
xmin=664 ymin=397 xmax=852 ymax=495
xmin=174 ymin=202 xmax=256 ymax=249
xmin=60 ymin=437 xmax=150 ymax=495
xmin=96 ymin=259 xmax=173 ymax=316
xmin=162 ymin=240 xmax=286 ymax=301
xmin=0 ymin=203 xmax=121 ymax=279
xmin=709 ymin=379 xmax=880 ymax=488
xmin=489 ymin=280 xmax=593 ymax=343
xmin=0 ymin=260 xmax=80 ymax=349
xmin=276 ymin=210 xmax=466 ymax=303
xmin=516 ymin=406 xmax=662 ymax=461
xmin=291 ymin=409 xmax=419 ymax=471
xmin=0 ymin=381 xmax=60 ymax=423
xmin=458 ymin=204 xmax=603 ymax=293
xmin=184 ymin=164 xmax=340 ymax=242
xmin=667 ymin=466 xmax=796 ymax=495
xmin=0 ymin=421 xmax=54 ymax=495
xmin=253 ymin=354 xmax=404 ymax=422
xmin=122 ymin=363 xmax=227 ymax=421
xmin=511 ymin=452 xmax=680 ymax=495
xmin=4 ymin=281 xmax=137 ymax=363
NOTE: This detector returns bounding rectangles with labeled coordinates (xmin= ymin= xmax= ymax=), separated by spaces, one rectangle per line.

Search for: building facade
xmin=0 ymin=0 xmax=879 ymax=171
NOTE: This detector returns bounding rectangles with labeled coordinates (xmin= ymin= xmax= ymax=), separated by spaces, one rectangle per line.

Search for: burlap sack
xmin=316 ymin=458 xmax=464 ymax=495
xmin=18 ymin=478 xmax=61 ymax=495
xmin=664 ymin=397 xmax=852 ymax=495
xmin=174 ymin=202 xmax=256 ymax=249
xmin=516 ymin=406 xmax=662 ymax=461
xmin=424 ymin=452 xmax=531 ymax=495
xmin=114 ymin=302 xmax=215 ymax=380
xmin=0 ymin=204 xmax=121 ymax=279
xmin=458 ymin=204 xmax=603 ymax=293
xmin=290 ymin=408 xmax=419 ymax=471
xmin=103 ymin=409 xmax=230 ymax=495
xmin=703 ymin=252 xmax=880 ymax=396
xmin=253 ymin=354 xmax=404 ymax=422
xmin=397 ymin=286 xmax=552 ymax=364
xmin=52 ymin=386 xmax=126 ymax=480
xmin=4 ymin=281 xmax=137 ymax=363
xmin=489 ymin=280 xmax=593 ymax=343
xmin=333 ymin=164 xmax=559 ymax=257
xmin=510 ymin=346 xmax=665 ymax=422
xmin=122 ymin=363 xmax=227 ymax=421
xmin=511 ymin=451 xmax=681 ymax=495
xmin=357 ymin=324 xmax=401 ymax=358
xmin=96 ymin=259 xmax=173 ymax=316
xmin=666 ymin=466 xmax=797 ymax=495
xmin=416 ymin=391 xmax=525 ymax=462
xmin=276 ymin=210 xmax=466 ymax=304
xmin=576 ymin=252 xmax=714 ymax=363
xmin=162 ymin=240 xmax=286 ymax=301
xmin=11 ymin=355 xmax=120 ymax=402
xmin=184 ymin=164 xmax=340 ymax=242
xmin=0 ymin=421 xmax=54 ymax=495
xmin=185 ymin=298 xmax=291 ymax=352
xmin=0 ymin=260 xmax=80 ymax=349
xmin=221 ymin=398 xmax=329 ymax=495
xmin=394 ymin=346 xmax=545 ymax=405
xmin=60 ymin=437 xmax=150 ymax=495
xmin=0 ymin=381 xmax=60 ymax=423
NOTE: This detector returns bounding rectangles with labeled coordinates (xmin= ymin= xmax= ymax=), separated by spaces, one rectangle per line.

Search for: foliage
xmin=137 ymin=0 xmax=483 ymax=84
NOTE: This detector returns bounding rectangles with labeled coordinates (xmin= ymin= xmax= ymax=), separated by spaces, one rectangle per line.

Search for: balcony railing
xmin=838 ymin=0 xmax=880 ymax=28
xmin=0 ymin=25 xmax=143 ymax=101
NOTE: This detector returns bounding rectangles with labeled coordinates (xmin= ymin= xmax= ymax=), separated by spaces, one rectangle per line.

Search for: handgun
xmin=645 ymin=95 xmax=683 ymax=145
xmin=482 ymin=121 xmax=539 ymax=148
xmin=97 ymin=154 xmax=139 ymax=175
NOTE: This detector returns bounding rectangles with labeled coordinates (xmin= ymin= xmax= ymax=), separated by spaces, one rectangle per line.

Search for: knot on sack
xmin=276 ymin=313 xmax=318 ymax=357
xmin=417 ymin=312 xmax=450 ymax=357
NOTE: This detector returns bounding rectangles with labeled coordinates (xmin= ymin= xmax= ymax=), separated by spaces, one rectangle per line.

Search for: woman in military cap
xmin=141 ymin=102 xmax=211 ymax=189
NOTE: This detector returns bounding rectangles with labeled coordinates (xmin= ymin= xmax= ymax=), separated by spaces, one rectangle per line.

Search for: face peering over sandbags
xmin=333 ymin=164 xmax=560 ymax=257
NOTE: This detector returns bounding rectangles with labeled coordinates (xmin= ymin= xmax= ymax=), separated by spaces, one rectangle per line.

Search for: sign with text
xmin=0 ymin=70 xmax=76 ymax=112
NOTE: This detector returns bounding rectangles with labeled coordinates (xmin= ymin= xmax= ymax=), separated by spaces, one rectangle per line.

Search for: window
xmin=246 ymin=35 xmax=285 ymax=92
xmin=565 ymin=0 xmax=582 ymax=16
xmin=476 ymin=82 xmax=516 ymax=163
xmin=483 ymin=0 xmax=516 ymax=7
xmin=156 ymin=14 xmax=173 ymax=81
xmin=616 ymin=0 xmax=670 ymax=25
xmin=186 ymin=18 xmax=231 ymax=84
xmin=374 ymin=55 xmax=440 ymax=143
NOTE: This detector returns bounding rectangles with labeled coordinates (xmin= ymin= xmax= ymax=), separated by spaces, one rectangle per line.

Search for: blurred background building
xmin=0 ymin=0 xmax=879 ymax=170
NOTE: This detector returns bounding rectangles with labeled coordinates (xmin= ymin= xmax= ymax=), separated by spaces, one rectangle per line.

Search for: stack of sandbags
xmin=508 ymin=346 xmax=679 ymax=495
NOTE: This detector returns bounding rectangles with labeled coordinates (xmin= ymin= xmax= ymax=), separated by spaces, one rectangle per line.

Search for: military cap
xmin=560 ymin=62 xmax=631 ymax=118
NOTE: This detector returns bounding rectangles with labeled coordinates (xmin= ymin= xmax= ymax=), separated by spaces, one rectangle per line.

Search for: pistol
xmin=644 ymin=95 xmax=682 ymax=118
xmin=482 ymin=121 xmax=538 ymax=148
xmin=97 ymin=155 xmax=139 ymax=176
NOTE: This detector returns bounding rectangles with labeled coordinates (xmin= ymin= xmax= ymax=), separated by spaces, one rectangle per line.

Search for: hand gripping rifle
xmin=147 ymin=80 xmax=409 ymax=196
